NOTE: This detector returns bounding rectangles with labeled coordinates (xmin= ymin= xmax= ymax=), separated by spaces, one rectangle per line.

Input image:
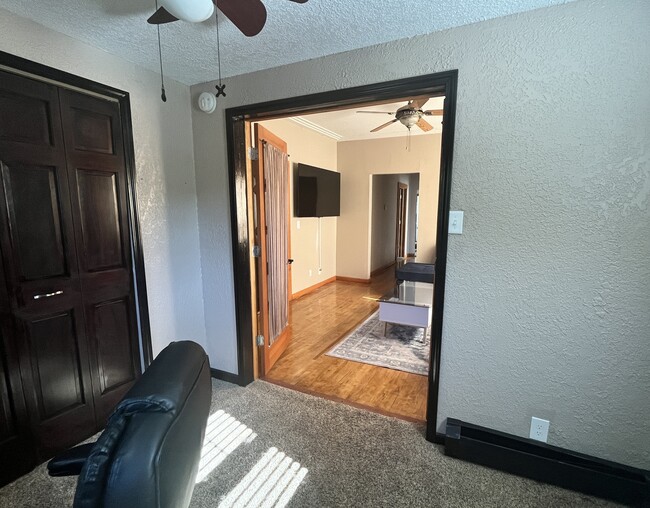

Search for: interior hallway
xmin=265 ymin=268 xmax=429 ymax=421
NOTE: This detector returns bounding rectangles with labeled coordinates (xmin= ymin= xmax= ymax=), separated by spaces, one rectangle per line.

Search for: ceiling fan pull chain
xmin=215 ymin=8 xmax=226 ymax=98
xmin=154 ymin=0 xmax=167 ymax=102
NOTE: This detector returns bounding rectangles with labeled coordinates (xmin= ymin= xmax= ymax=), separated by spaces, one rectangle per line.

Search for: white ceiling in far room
xmin=292 ymin=97 xmax=446 ymax=142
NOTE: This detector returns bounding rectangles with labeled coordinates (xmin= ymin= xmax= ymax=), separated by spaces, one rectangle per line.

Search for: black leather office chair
xmin=48 ymin=341 xmax=212 ymax=508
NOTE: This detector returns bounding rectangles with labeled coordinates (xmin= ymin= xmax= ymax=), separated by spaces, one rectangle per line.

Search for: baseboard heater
xmin=445 ymin=419 xmax=650 ymax=506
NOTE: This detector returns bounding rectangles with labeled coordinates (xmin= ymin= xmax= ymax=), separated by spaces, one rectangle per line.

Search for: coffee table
xmin=378 ymin=281 xmax=433 ymax=339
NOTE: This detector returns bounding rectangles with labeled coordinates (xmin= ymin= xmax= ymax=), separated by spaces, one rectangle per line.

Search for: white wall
xmin=0 ymin=9 xmax=207 ymax=359
xmin=258 ymin=119 xmax=338 ymax=295
xmin=337 ymin=135 xmax=441 ymax=279
xmin=190 ymin=0 xmax=649 ymax=468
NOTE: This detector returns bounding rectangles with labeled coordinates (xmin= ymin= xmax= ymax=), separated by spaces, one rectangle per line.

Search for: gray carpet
xmin=327 ymin=311 xmax=430 ymax=375
xmin=0 ymin=379 xmax=621 ymax=508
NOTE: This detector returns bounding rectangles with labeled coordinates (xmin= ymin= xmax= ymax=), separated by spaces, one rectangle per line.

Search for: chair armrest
xmin=47 ymin=443 xmax=95 ymax=477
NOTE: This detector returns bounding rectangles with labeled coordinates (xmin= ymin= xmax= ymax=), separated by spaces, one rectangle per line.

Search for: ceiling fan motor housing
xmin=396 ymin=108 xmax=421 ymax=128
xmin=163 ymin=0 xmax=214 ymax=23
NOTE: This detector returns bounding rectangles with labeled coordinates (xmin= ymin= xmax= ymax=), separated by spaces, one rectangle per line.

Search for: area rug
xmin=326 ymin=311 xmax=430 ymax=375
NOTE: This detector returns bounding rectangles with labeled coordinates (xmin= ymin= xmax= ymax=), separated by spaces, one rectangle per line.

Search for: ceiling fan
xmin=357 ymin=98 xmax=443 ymax=133
xmin=148 ymin=0 xmax=308 ymax=37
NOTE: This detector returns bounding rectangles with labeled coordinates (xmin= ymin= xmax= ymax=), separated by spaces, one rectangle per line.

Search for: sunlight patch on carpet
xmin=218 ymin=447 xmax=308 ymax=508
xmin=196 ymin=410 xmax=257 ymax=483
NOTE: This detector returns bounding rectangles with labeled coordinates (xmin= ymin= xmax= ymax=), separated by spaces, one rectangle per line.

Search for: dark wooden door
xmin=0 ymin=70 xmax=141 ymax=471
xmin=0 ymin=71 xmax=97 ymax=458
xmin=59 ymin=89 xmax=140 ymax=426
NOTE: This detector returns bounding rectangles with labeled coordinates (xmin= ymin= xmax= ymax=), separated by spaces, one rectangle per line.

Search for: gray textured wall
xmin=191 ymin=0 xmax=650 ymax=468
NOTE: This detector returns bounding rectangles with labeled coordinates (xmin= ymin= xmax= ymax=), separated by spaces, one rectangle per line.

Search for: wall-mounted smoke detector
xmin=198 ymin=92 xmax=217 ymax=114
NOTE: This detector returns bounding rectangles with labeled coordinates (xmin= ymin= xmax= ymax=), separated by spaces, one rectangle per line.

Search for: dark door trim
xmin=0 ymin=51 xmax=154 ymax=367
xmin=225 ymin=70 xmax=458 ymax=442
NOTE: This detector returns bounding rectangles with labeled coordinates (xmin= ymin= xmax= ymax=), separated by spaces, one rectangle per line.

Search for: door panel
xmin=69 ymin=108 xmax=115 ymax=155
xmin=0 ymin=89 xmax=53 ymax=147
xmin=92 ymin=298 xmax=136 ymax=395
xmin=0 ymin=316 xmax=34 ymax=485
xmin=3 ymin=164 xmax=67 ymax=281
xmin=59 ymin=89 xmax=141 ymax=425
xmin=27 ymin=311 xmax=86 ymax=419
xmin=0 ymin=354 xmax=15 ymax=439
xmin=76 ymin=169 xmax=123 ymax=271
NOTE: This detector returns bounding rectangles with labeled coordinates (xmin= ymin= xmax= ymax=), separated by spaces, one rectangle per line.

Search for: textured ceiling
xmin=0 ymin=0 xmax=575 ymax=85
xmin=301 ymin=97 xmax=446 ymax=141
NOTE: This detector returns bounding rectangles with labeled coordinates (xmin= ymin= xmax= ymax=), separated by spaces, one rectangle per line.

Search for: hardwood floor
xmin=265 ymin=268 xmax=429 ymax=421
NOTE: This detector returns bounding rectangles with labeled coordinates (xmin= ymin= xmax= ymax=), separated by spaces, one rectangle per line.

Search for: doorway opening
xmin=395 ymin=182 xmax=409 ymax=260
xmin=226 ymin=71 xmax=457 ymax=442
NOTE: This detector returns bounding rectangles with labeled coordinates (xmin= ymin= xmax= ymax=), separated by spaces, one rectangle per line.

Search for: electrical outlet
xmin=309 ymin=269 xmax=312 ymax=277
xmin=530 ymin=417 xmax=550 ymax=443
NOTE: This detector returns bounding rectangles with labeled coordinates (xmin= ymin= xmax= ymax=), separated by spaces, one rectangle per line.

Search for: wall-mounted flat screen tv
xmin=295 ymin=163 xmax=340 ymax=217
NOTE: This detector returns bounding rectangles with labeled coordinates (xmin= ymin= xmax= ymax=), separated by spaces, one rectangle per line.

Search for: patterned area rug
xmin=326 ymin=311 xmax=430 ymax=375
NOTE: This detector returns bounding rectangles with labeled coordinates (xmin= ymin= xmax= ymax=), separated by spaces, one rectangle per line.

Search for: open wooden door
xmin=252 ymin=125 xmax=292 ymax=375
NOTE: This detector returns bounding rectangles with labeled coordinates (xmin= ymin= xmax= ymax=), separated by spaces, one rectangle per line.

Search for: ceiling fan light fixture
xmin=162 ymin=0 xmax=215 ymax=23
xmin=397 ymin=110 xmax=420 ymax=129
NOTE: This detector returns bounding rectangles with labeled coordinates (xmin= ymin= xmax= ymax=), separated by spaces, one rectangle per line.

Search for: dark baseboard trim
xmin=210 ymin=368 xmax=247 ymax=386
xmin=444 ymin=419 xmax=650 ymax=506
xmin=432 ymin=431 xmax=445 ymax=445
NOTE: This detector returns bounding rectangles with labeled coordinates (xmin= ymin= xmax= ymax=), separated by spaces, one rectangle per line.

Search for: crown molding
xmin=289 ymin=116 xmax=344 ymax=141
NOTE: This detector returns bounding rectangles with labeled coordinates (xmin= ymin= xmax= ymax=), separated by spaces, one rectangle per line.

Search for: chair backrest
xmin=73 ymin=341 xmax=212 ymax=508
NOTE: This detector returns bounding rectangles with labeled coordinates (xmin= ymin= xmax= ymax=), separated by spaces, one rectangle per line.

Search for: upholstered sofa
xmin=395 ymin=262 xmax=435 ymax=284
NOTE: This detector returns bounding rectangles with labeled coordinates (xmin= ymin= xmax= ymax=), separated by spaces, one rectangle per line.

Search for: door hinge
xmin=252 ymin=245 xmax=261 ymax=257
xmin=256 ymin=334 xmax=264 ymax=346
xmin=248 ymin=147 xmax=259 ymax=160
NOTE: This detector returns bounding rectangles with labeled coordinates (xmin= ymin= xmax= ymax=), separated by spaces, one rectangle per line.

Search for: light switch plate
xmin=449 ymin=211 xmax=464 ymax=234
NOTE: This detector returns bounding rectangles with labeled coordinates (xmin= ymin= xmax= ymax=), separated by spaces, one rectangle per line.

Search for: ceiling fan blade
xmin=416 ymin=118 xmax=434 ymax=132
xmin=356 ymin=111 xmax=395 ymax=115
xmin=215 ymin=0 xmax=267 ymax=37
xmin=423 ymin=109 xmax=444 ymax=116
xmin=147 ymin=7 xmax=179 ymax=25
xmin=371 ymin=119 xmax=398 ymax=133
xmin=409 ymin=97 xmax=430 ymax=110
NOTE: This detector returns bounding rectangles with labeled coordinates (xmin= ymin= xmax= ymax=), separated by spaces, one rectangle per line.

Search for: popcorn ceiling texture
xmin=0 ymin=11 xmax=208 ymax=358
xmin=0 ymin=0 xmax=576 ymax=85
xmin=191 ymin=0 xmax=650 ymax=469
